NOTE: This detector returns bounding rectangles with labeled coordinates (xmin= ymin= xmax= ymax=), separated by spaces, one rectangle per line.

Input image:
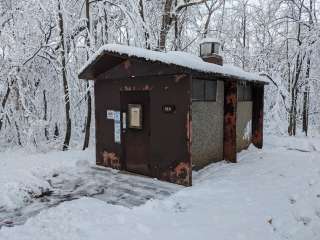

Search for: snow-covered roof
xmin=79 ymin=44 xmax=268 ymax=84
xmin=199 ymin=37 xmax=220 ymax=44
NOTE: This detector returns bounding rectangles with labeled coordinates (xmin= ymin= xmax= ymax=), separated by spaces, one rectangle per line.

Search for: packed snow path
xmin=0 ymin=166 xmax=180 ymax=228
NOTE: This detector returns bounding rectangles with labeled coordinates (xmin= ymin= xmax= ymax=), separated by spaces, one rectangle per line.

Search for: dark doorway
xmin=120 ymin=91 xmax=151 ymax=176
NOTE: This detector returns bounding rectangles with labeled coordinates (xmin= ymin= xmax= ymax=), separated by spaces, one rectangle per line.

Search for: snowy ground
xmin=1 ymin=135 xmax=320 ymax=239
xmin=0 ymin=150 xmax=179 ymax=228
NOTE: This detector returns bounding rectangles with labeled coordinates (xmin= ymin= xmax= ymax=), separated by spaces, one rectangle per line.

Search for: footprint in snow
xmin=297 ymin=216 xmax=312 ymax=226
xmin=174 ymin=202 xmax=186 ymax=212
xmin=289 ymin=196 xmax=297 ymax=205
xmin=308 ymin=180 xmax=315 ymax=186
xmin=267 ymin=218 xmax=277 ymax=232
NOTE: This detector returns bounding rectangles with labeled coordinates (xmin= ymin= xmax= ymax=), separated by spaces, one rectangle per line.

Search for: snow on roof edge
xmin=199 ymin=37 xmax=220 ymax=44
xmin=79 ymin=44 xmax=268 ymax=84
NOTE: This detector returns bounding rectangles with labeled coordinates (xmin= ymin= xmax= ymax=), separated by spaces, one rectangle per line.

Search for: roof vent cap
xmin=200 ymin=37 xmax=221 ymax=56
xmin=199 ymin=37 xmax=223 ymax=66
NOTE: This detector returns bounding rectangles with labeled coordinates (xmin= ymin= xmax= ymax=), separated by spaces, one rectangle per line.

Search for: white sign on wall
xmin=114 ymin=111 xmax=121 ymax=143
xmin=114 ymin=111 xmax=121 ymax=122
xmin=114 ymin=122 xmax=121 ymax=143
xmin=106 ymin=110 xmax=114 ymax=120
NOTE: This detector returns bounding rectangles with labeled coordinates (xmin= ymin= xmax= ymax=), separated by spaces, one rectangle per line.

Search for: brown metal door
xmin=121 ymin=91 xmax=150 ymax=176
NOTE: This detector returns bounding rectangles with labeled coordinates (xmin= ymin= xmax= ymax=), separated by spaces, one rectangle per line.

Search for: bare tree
xmin=57 ymin=0 xmax=71 ymax=150
xmin=158 ymin=0 xmax=216 ymax=50
xmin=82 ymin=0 xmax=93 ymax=150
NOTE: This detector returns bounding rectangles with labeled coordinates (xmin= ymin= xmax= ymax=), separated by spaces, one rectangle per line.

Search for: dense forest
xmin=0 ymin=0 xmax=319 ymax=150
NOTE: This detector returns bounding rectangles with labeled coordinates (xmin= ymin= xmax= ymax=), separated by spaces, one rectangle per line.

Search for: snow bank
xmin=79 ymin=44 xmax=268 ymax=83
xmin=1 ymin=136 xmax=320 ymax=240
xmin=0 ymin=149 xmax=94 ymax=210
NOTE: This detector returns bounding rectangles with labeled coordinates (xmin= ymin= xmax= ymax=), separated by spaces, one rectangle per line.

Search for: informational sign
xmin=106 ymin=110 xmax=114 ymax=120
xmin=114 ymin=122 xmax=121 ymax=143
xmin=128 ymin=104 xmax=142 ymax=129
xmin=131 ymin=108 xmax=140 ymax=126
xmin=114 ymin=111 xmax=121 ymax=143
xmin=162 ymin=105 xmax=176 ymax=114
xmin=114 ymin=111 xmax=121 ymax=122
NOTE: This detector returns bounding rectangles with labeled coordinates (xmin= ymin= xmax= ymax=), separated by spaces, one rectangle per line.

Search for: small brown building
xmin=78 ymin=41 xmax=268 ymax=186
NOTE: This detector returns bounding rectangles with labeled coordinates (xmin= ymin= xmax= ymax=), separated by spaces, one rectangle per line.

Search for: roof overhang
xmin=78 ymin=44 xmax=269 ymax=85
xmin=79 ymin=52 xmax=127 ymax=80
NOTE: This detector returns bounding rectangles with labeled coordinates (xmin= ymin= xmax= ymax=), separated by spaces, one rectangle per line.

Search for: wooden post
xmin=223 ymin=80 xmax=237 ymax=163
xmin=252 ymin=84 xmax=264 ymax=149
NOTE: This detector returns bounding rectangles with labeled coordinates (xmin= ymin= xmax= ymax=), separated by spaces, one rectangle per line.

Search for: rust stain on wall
xmin=252 ymin=127 xmax=262 ymax=145
xmin=223 ymin=80 xmax=237 ymax=163
xmin=252 ymin=108 xmax=263 ymax=148
xmin=252 ymin=85 xmax=264 ymax=149
xmin=102 ymin=150 xmax=121 ymax=169
xmin=161 ymin=162 xmax=191 ymax=186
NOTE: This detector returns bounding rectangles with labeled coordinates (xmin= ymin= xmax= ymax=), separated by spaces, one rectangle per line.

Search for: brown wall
xmin=94 ymin=78 xmax=122 ymax=168
xmin=94 ymin=65 xmax=191 ymax=185
xmin=191 ymin=80 xmax=224 ymax=169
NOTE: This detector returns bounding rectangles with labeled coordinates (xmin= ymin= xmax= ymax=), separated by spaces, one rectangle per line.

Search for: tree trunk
xmin=293 ymin=88 xmax=298 ymax=135
xmin=288 ymin=74 xmax=299 ymax=136
xmin=242 ymin=2 xmax=247 ymax=70
xmin=43 ymin=90 xmax=49 ymax=140
xmin=58 ymin=0 xmax=71 ymax=151
xmin=203 ymin=8 xmax=213 ymax=37
xmin=288 ymin=89 xmax=294 ymax=136
xmin=15 ymin=121 xmax=22 ymax=146
xmin=302 ymin=0 xmax=313 ymax=136
xmin=218 ymin=0 xmax=226 ymax=39
xmin=139 ymin=0 xmax=150 ymax=49
xmin=173 ymin=0 xmax=184 ymax=50
xmin=0 ymin=83 xmax=11 ymax=132
xmin=159 ymin=0 xmax=174 ymax=50
xmin=288 ymin=5 xmax=303 ymax=136
xmin=103 ymin=6 xmax=108 ymax=44
xmin=54 ymin=123 xmax=60 ymax=139
xmin=159 ymin=0 xmax=210 ymax=50
xmin=83 ymin=0 xmax=92 ymax=150
xmin=83 ymin=82 xmax=92 ymax=150
xmin=302 ymin=90 xmax=309 ymax=136
xmin=302 ymin=54 xmax=311 ymax=136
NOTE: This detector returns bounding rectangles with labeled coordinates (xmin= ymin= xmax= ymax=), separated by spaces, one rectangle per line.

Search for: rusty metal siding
xmin=149 ymin=74 xmax=191 ymax=186
xmin=94 ymin=59 xmax=191 ymax=186
xmin=94 ymin=79 xmax=123 ymax=169
xmin=223 ymin=80 xmax=237 ymax=163
xmin=252 ymin=84 xmax=264 ymax=148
